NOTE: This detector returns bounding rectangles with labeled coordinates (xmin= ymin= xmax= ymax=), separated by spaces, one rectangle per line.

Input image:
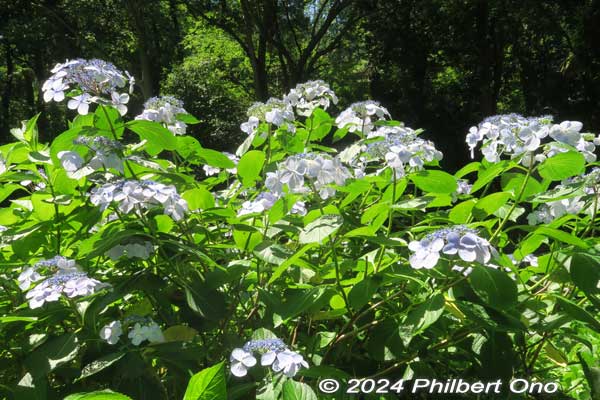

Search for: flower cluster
xmin=42 ymin=59 xmax=133 ymax=115
xmin=230 ymin=338 xmax=309 ymax=378
xmin=90 ymin=179 xmax=188 ymax=220
xmin=265 ymin=152 xmax=352 ymax=200
xmin=284 ymin=80 xmax=338 ymax=117
xmin=408 ymin=226 xmax=494 ymax=269
xmin=466 ymin=114 xmax=600 ymax=165
xmin=335 ymin=100 xmax=390 ymax=135
xmin=452 ymin=179 xmax=473 ymax=202
xmin=18 ymin=256 xmax=108 ymax=309
xmin=59 ymin=136 xmax=124 ymax=179
xmin=237 ymin=192 xmax=307 ymax=217
xmin=135 ymin=96 xmax=188 ymax=135
xmin=527 ymin=168 xmax=600 ymax=225
xmin=242 ymin=98 xmax=296 ymax=135
xmin=341 ymin=125 xmax=443 ymax=177
xmin=99 ymin=317 xmax=164 ymax=346
xmin=107 ymin=241 xmax=154 ymax=260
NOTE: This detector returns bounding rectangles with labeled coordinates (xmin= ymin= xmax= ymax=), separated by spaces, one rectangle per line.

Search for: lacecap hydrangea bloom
xmin=265 ymin=152 xmax=352 ymax=200
xmin=18 ymin=256 xmax=109 ymax=309
xmin=135 ymin=96 xmax=188 ymax=135
xmin=340 ymin=124 xmax=443 ymax=177
xmin=527 ymin=168 xmax=600 ymax=225
xmin=242 ymin=98 xmax=296 ymax=135
xmin=335 ymin=100 xmax=390 ymax=135
xmin=284 ymin=80 xmax=338 ymax=117
xmin=100 ymin=317 xmax=165 ymax=346
xmin=99 ymin=320 xmax=123 ymax=345
xmin=408 ymin=226 xmax=495 ymax=269
xmin=90 ymin=179 xmax=188 ymax=220
xmin=43 ymin=58 xmax=134 ymax=115
xmin=230 ymin=338 xmax=309 ymax=378
xmin=237 ymin=192 xmax=307 ymax=217
xmin=466 ymin=114 xmax=600 ymax=165
xmin=59 ymin=136 xmax=124 ymax=179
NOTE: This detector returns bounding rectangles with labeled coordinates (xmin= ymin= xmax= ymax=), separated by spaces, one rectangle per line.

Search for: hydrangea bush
xmin=1 ymin=60 xmax=600 ymax=399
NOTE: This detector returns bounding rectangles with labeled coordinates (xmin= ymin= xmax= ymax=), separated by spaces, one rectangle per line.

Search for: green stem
xmin=490 ymin=155 xmax=534 ymax=242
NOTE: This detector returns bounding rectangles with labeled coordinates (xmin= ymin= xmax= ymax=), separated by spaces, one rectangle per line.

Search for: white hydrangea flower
xmin=20 ymin=257 xmax=108 ymax=309
xmin=527 ymin=197 xmax=585 ymax=225
xmin=245 ymin=98 xmax=296 ymax=133
xmin=408 ymin=226 xmax=496 ymax=270
xmin=230 ymin=348 xmax=257 ymax=377
xmin=17 ymin=267 xmax=43 ymax=291
xmin=240 ymin=116 xmax=260 ymax=136
xmin=127 ymin=321 xmax=165 ymax=346
xmin=271 ymin=350 xmax=309 ymax=377
xmin=100 ymin=320 xmax=123 ymax=345
xmin=90 ymin=179 xmax=188 ymax=221
xmin=284 ymin=80 xmax=338 ymax=117
xmin=43 ymin=59 xmax=133 ymax=115
xmin=230 ymin=337 xmax=307 ymax=378
xmin=238 ymin=192 xmax=279 ymax=216
xmin=335 ymin=100 xmax=390 ymax=135
xmin=467 ymin=114 xmax=598 ymax=165
xmin=135 ymin=96 xmax=188 ymax=135
xmin=67 ymin=93 xmax=92 ymax=115
xmin=266 ymin=153 xmax=351 ymax=200
xmin=59 ymin=136 xmax=124 ymax=179
xmin=343 ymin=125 xmax=442 ymax=177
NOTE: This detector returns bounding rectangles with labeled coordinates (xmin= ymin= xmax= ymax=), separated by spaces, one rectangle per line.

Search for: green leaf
xmin=24 ymin=333 xmax=80 ymax=379
xmin=183 ymin=361 xmax=227 ymax=400
xmin=449 ymin=200 xmax=476 ymax=223
xmin=77 ymin=353 xmax=125 ymax=381
xmin=177 ymin=113 xmax=201 ymax=124
xmin=64 ymin=390 xmax=132 ymax=400
xmin=472 ymin=192 xmax=512 ymax=219
xmin=501 ymin=173 xmax=543 ymax=200
xmin=253 ymin=241 xmax=292 ymax=265
xmin=299 ymin=214 xmax=343 ymax=244
xmin=268 ymin=243 xmax=317 ymax=285
xmin=237 ymin=150 xmax=265 ymax=186
xmin=49 ymin=126 xmax=87 ymax=165
xmin=183 ymin=188 xmax=215 ymax=210
xmin=468 ymin=266 xmax=518 ymax=310
xmin=185 ymin=285 xmax=227 ymax=321
xmin=95 ymin=105 xmax=124 ymax=138
xmin=535 ymin=226 xmax=589 ymax=249
xmin=197 ymin=148 xmax=235 ymax=168
xmin=538 ymin=151 xmax=585 ymax=181
xmin=409 ymin=170 xmax=457 ymax=193
xmin=274 ymin=287 xmax=333 ymax=322
xmin=578 ymin=352 xmax=600 ymax=399
xmin=126 ymin=120 xmax=177 ymax=155
xmin=163 ymin=325 xmax=198 ymax=342
xmin=571 ymin=253 xmax=600 ymax=295
xmin=282 ymin=381 xmax=318 ymax=400
xmin=0 ymin=316 xmax=37 ymax=323
xmin=555 ymin=295 xmax=600 ymax=332
xmin=348 ymin=275 xmax=382 ymax=311
xmin=470 ymin=160 xmax=511 ymax=193
xmin=400 ymin=294 xmax=445 ymax=345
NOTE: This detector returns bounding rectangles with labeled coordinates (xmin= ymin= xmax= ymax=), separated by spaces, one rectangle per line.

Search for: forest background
xmin=1 ymin=0 xmax=599 ymax=171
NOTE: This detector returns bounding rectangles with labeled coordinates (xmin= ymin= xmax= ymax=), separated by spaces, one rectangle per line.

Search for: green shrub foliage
xmin=1 ymin=60 xmax=600 ymax=399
